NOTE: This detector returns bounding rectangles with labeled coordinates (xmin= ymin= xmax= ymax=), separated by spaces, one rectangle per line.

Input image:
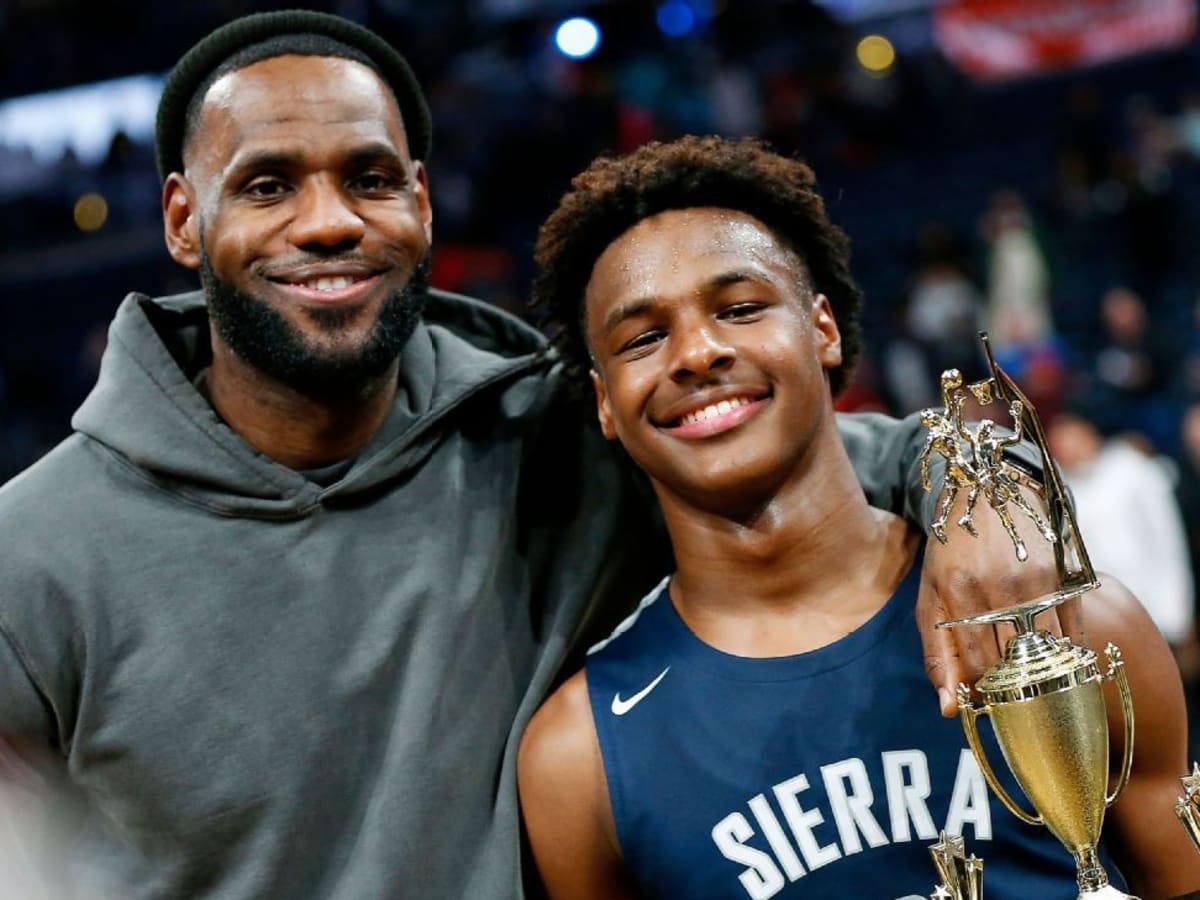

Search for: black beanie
xmin=155 ymin=9 xmax=432 ymax=180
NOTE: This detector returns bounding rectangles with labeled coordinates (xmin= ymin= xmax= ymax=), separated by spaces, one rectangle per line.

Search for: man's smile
xmin=264 ymin=263 xmax=387 ymax=305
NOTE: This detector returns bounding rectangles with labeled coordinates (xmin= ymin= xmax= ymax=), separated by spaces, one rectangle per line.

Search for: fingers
xmin=916 ymin=565 xmax=1000 ymax=717
xmin=916 ymin=570 xmax=957 ymax=715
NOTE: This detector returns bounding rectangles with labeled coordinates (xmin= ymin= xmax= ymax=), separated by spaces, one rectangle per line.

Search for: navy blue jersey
xmin=585 ymin=559 xmax=1127 ymax=900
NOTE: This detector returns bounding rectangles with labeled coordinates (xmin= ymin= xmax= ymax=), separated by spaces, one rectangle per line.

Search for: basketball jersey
xmin=585 ymin=556 xmax=1127 ymax=900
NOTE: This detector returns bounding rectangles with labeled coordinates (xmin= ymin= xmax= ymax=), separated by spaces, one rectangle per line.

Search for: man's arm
xmin=836 ymin=409 xmax=1072 ymax=714
xmin=1088 ymin=576 xmax=1200 ymax=898
xmin=0 ymin=625 xmax=60 ymax=746
xmin=518 ymin=672 xmax=639 ymax=900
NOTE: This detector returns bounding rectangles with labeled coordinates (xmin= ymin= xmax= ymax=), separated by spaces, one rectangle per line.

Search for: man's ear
xmin=413 ymin=160 xmax=433 ymax=245
xmin=811 ymin=292 xmax=843 ymax=368
xmin=162 ymin=173 xmax=201 ymax=271
xmin=590 ymin=369 xmax=618 ymax=441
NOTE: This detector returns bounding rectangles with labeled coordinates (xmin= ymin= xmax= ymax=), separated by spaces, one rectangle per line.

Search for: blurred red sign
xmin=934 ymin=0 xmax=1196 ymax=81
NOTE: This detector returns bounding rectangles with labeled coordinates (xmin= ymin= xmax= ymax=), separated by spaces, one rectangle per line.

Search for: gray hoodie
xmin=0 ymin=289 xmax=929 ymax=898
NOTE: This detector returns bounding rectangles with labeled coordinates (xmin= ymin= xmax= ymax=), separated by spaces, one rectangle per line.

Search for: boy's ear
xmin=162 ymin=173 xmax=201 ymax=271
xmin=590 ymin=369 xmax=618 ymax=441
xmin=811 ymin=292 xmax=842 ymax=368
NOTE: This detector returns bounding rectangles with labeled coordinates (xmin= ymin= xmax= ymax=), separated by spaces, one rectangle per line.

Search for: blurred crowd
xmin=4 ymin=2 xmax=1200 ymax=744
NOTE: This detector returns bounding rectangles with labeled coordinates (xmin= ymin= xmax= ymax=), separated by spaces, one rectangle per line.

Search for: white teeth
xmin=679 ymin=396 xmax=753 ymax=426
xmin=306 ymin=275 xmax=356 ymax=292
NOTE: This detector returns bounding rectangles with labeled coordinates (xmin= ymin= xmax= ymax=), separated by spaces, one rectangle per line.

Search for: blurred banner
xmin=934 ymin=0 xmax=1197 ymax=82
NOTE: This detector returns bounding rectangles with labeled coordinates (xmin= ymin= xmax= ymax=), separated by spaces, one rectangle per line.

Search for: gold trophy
xmin=919 ymin=335 xmax=1136 ymax=900
xmin=929 ymin=830 xmax=984 ymax=900
xmin=1176 ymin=763 xmax=1200 ymax=852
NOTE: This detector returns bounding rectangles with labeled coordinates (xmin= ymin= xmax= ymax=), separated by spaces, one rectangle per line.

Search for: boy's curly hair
xmin=529 ymin=135 xmax=863 ymax=396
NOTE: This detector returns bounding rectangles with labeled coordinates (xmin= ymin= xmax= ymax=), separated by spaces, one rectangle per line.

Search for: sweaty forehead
xmin=192 ymin=55 xmax=406 ymax=166
xmin=588 ymin=208 xmax=802 ymax=301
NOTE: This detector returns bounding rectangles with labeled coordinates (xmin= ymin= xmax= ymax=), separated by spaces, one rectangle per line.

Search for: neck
xmin=205 ymin=337 xmax=400 ymax=470
xmin=660 ymin=431 xmax=918 ymax=657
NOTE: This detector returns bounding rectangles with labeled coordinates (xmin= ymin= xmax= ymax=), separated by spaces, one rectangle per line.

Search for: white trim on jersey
xmin=587 ymin=575 xmax=671 ymax=656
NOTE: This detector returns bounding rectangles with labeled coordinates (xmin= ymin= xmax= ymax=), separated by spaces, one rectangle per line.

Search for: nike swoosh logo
xmin=611 ymin=667 xmax=670 ymax=716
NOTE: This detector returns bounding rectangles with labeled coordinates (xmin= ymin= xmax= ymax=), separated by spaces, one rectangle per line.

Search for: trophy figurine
xmin=928 ymin=830 xmax=984 ymax=900
xmin=919 ymin=334 xmax=1137 ymax=900
xmin=1176 ymin=762 xmax=1200 ymax=852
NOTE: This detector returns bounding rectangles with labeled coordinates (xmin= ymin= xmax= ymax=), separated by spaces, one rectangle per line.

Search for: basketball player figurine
xmin=918 ymin=384 xmax=1057 ymax=560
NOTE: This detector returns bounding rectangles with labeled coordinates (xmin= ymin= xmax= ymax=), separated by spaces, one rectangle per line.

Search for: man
xmin=0 ymin=11 xmax=1064 ymax=899
xmin=519 ymin=136 xmax=1198 ymax=899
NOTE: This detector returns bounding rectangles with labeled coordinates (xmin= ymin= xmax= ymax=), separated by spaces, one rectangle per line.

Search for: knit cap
xmin=154 ymin=9 xmax=431 ymax=179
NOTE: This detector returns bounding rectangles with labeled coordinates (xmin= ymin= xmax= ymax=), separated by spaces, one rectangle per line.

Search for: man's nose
xmin=669 ymin=323 xmax=735 ymax=383
xmin=288 ymin=178 xmax=367 ymax=250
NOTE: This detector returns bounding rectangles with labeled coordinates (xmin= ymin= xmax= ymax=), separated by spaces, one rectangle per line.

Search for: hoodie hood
xmin=72 ymin=289 xmax=553 ymax=519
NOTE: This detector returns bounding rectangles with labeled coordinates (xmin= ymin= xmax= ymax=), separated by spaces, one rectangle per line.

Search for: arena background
xmin=3 ymin=0 xmax=1200 ymax=749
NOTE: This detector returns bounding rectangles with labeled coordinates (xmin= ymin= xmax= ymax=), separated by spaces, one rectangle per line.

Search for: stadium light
xmin=554 ymin=17 xmax=601 ymax=59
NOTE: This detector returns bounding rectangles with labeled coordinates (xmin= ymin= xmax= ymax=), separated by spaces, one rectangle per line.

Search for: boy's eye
xmin=719 ymin=302 xmax=766 ymax=320
xmin=620 ymin=330 xmax=665 ymax=355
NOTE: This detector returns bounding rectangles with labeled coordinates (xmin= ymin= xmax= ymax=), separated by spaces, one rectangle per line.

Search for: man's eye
xmin=352 ymin=172 xmax=399 ymax=192
xmin=244 ymin=178 xmax=288 ymax=199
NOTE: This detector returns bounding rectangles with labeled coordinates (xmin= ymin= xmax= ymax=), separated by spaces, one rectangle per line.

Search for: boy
xmin=519 ymin=136 xmax=1198 ymax=899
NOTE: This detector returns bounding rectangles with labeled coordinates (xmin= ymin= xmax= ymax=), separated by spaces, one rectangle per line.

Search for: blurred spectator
xmin=1177 ymin=293 xmax=1200 ymax=400
xmin=1048 ymin=407 xmax=1195 ymax=649
xmin=707 ymin=58 xmax=762 ymax=137
xmin=1115 ymin=97 xmax=1182 ymax=299
xmin=981 ymin=190 xmax=1054 ymax=349
xmin=979 ymin=191 xmax=1069 ymax=417
xmin=884 ymin=223 xmax=983 ymax=412
xmin=1057 ymin=84 xmax=1113 ymax=190
xmin=1087 ymin=285 xmax=1177 ymax=452
xmin=905 ymin=224 xmax=983 ymax=371
xmin=1180 ymin=90 xmax=1200 ymax=161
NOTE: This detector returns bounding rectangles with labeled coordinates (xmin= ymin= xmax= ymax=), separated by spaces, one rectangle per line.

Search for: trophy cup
xmin=929 ymin=830 xmax=984 ymax=900
xmin=1176 ymin=763 xmax=1200 ymax=852
xmin=919 ymin=334 xmax=1137 ymax=900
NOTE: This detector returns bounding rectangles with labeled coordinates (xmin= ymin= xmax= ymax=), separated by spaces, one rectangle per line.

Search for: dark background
xmin=4 ymin=1 xmax=1200 ymax=467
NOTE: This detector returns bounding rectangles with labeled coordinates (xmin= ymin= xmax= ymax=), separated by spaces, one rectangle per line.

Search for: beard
xmin=199 ymin=249 xmax=432 ymax=397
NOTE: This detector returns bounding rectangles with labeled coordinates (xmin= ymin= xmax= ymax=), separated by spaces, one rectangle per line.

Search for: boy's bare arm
xmin=519 ymin=672 xmax=638 ymax=900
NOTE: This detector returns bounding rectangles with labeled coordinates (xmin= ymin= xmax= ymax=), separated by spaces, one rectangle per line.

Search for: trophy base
xmin=1079 ymin=887 xmax=1139 ymax=900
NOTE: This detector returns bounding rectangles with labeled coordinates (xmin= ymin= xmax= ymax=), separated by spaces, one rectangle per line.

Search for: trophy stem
xmin=1072 ymin=846 xmax=1139 ymax=898
xmin=1073 ymin=846 xmax=1108 ymax=891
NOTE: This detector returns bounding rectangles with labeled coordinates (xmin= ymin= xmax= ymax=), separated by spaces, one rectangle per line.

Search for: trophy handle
xmin=957 ymin=684 xmax=1043 ymax=826
xmin=1103 ymin=643 xmax=1135 ymax=807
